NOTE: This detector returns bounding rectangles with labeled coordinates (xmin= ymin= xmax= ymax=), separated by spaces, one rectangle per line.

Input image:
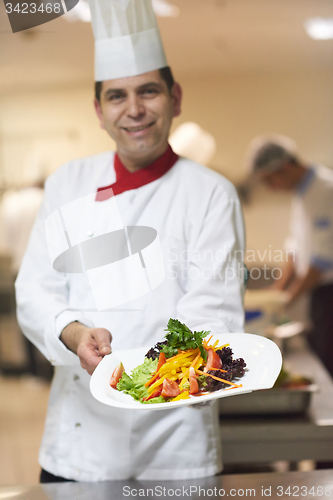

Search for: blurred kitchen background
xmin=1 ymin=0 xmax=333 ymax=486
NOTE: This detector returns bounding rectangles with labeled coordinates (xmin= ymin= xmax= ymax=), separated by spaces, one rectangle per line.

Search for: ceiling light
xmin=152 ymin=0 xmax=180 ymax=17
xmin=304 ymin=17 xmax=333 ymax=40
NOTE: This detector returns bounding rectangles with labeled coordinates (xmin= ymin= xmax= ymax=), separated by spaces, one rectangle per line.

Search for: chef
xmin=15 ymin=0 xmax=245 ymax=482
xmin=246 ymin=134 xmax=333 ymax=376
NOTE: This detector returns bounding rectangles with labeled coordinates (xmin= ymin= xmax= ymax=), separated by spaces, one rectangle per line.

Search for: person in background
xmin=247 ymin=134 xmax=333 ymax=377
xmin=15 ymin=0 xmax=245 ymax=483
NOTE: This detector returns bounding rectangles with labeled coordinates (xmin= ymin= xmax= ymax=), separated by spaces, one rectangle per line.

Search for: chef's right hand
xmin=60 ymin=321 xmax=112 ymax=375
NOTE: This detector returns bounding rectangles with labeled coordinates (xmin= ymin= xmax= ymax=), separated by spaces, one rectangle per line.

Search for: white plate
xmin=90 ymin=333 xmax=282 ymax=410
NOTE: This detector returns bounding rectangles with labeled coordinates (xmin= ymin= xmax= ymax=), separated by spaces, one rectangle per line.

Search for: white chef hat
xmin=87 ymin=0 xmax=168 ymax=81
xmin=244 ymin=134 xmax=299 ymax=175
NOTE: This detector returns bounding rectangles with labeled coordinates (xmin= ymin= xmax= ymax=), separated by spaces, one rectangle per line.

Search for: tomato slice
xmin=109 ymin=362 xmax=125 ymax=389
xmin=206 ymin=349 xmax=222 ymax=370
xmin=143 ymin=387 xmax=163 ymax=401
xmin=161 ymin=378 xmax=180 ymax=398
xmin=156 ymin=352 xmax=166 ymax=372
xmin=189 ymin=366 xmax=199 ymax=394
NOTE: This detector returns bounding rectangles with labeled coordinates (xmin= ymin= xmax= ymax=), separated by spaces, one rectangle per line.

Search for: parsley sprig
xmin=162 ymin=319 xmax=209 ymax=361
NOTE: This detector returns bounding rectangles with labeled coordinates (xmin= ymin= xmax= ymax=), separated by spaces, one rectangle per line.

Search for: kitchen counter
xmin=0 ymin=469 xmax=333 ymax=499
xmin=220 ymin=336 xmax=333 ymax=465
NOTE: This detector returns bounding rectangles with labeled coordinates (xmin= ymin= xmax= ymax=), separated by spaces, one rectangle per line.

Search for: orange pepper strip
xmin=144 ymin=372 xmax=159 ymax=388
xmin=196 ymin=369 xmax=242 ymax=388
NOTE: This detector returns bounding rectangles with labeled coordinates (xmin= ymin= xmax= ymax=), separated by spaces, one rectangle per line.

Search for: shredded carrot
xmin=196 ymin=369 xmax=242 ymax=388
xmin=190 ymin=352 xmax=201 ymax=368
xmin=205 ymin=367 xmax=228 ymax=373
xmin=221 ymin=385 xmax=243 ymax=391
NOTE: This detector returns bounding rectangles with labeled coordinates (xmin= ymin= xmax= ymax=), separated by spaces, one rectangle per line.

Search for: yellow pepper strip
xmin=171 ymin=391 xmax=190 ymax=401
xmin=179 ymin=376 xmax=188 ymax=389
xmin=194 ymin=356 xmax=204 ymax=371
xmin=157 ymin=354 xmax=197 ymax=376
xmin=178 ymin=363 xmax=192 ymax=379
xmin=158 ymin=362 xmax=181 ymax=376
xmin=148 ymin=373 xmax=179 ymax=393
xmin=164 ymin=348 xmax=199 ymax=363
xmin=148 ymin=374 xmax=167 ymax=393
xmin=179 ymin=352 xmax=201 ymax=390
xmin=178 ymin=372 xmax=188 ymax=389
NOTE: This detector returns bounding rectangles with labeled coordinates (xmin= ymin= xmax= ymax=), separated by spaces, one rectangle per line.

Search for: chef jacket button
xmin=75 ymin=423 xmax=81 ymax=428
xmin=73 ymin=374 xmax=79 ymax=381
xmin=87 ymin=230 xmax=93 ymax=237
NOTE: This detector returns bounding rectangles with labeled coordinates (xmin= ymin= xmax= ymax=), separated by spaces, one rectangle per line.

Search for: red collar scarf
xmin=96 ymin=145 xmax=179 ymax=202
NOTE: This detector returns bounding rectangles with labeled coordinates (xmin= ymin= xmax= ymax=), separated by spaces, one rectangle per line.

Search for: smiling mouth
xmin=122 ymin=122 xmax=155 ymax=133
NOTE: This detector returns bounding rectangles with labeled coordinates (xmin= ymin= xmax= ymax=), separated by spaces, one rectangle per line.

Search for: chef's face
xmin=94 ymin=70 xmax=182 ymax=166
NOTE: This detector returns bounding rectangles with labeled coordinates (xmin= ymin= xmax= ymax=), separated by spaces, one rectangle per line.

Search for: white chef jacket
xmin=15 ymin=152 xmax=245 ymax=482
xmin=286 ymin=165 xmax=333 ymax=284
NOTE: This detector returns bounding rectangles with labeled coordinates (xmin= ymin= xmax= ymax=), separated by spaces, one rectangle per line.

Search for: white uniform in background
xmin=286 ymin=165 xmax=333 ymax=282
xmin=286 ymin=164 xmax=333 ymax=376
xmin=15 ymin=152 xmax=245 ymax=481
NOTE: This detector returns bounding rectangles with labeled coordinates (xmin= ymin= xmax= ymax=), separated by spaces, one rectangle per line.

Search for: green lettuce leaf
xmin=116 ymin=357 xmax=158 ymax=402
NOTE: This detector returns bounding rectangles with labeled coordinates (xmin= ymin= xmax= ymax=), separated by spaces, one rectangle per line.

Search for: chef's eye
xmin=107 ymin=92 xmax=125 ymax=102
xmin=141 ymin=88 xmax=159 ymax=97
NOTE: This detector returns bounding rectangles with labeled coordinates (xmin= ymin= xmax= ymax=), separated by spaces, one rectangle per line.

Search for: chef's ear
xmin=94 ymin=98 xmax=106 ymax=131
xmin=171 ymin=82 xmax=182 ymax=118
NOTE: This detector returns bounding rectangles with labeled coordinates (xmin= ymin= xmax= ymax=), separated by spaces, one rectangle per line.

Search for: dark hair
xmin=94 ymin=66 xmax=175 ymax=102
xmin=253 ymin=143 xmax=297 ymax=172
xmin=159 ymin=66 xmax=175 ymax=94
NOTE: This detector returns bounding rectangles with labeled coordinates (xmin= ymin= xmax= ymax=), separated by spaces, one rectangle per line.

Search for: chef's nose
xmin=127 ymin=93 xmax=145 ymax=119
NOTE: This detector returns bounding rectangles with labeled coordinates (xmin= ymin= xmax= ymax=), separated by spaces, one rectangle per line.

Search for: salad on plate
xmin=109 ymin=319 xmax=247 ymax=405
